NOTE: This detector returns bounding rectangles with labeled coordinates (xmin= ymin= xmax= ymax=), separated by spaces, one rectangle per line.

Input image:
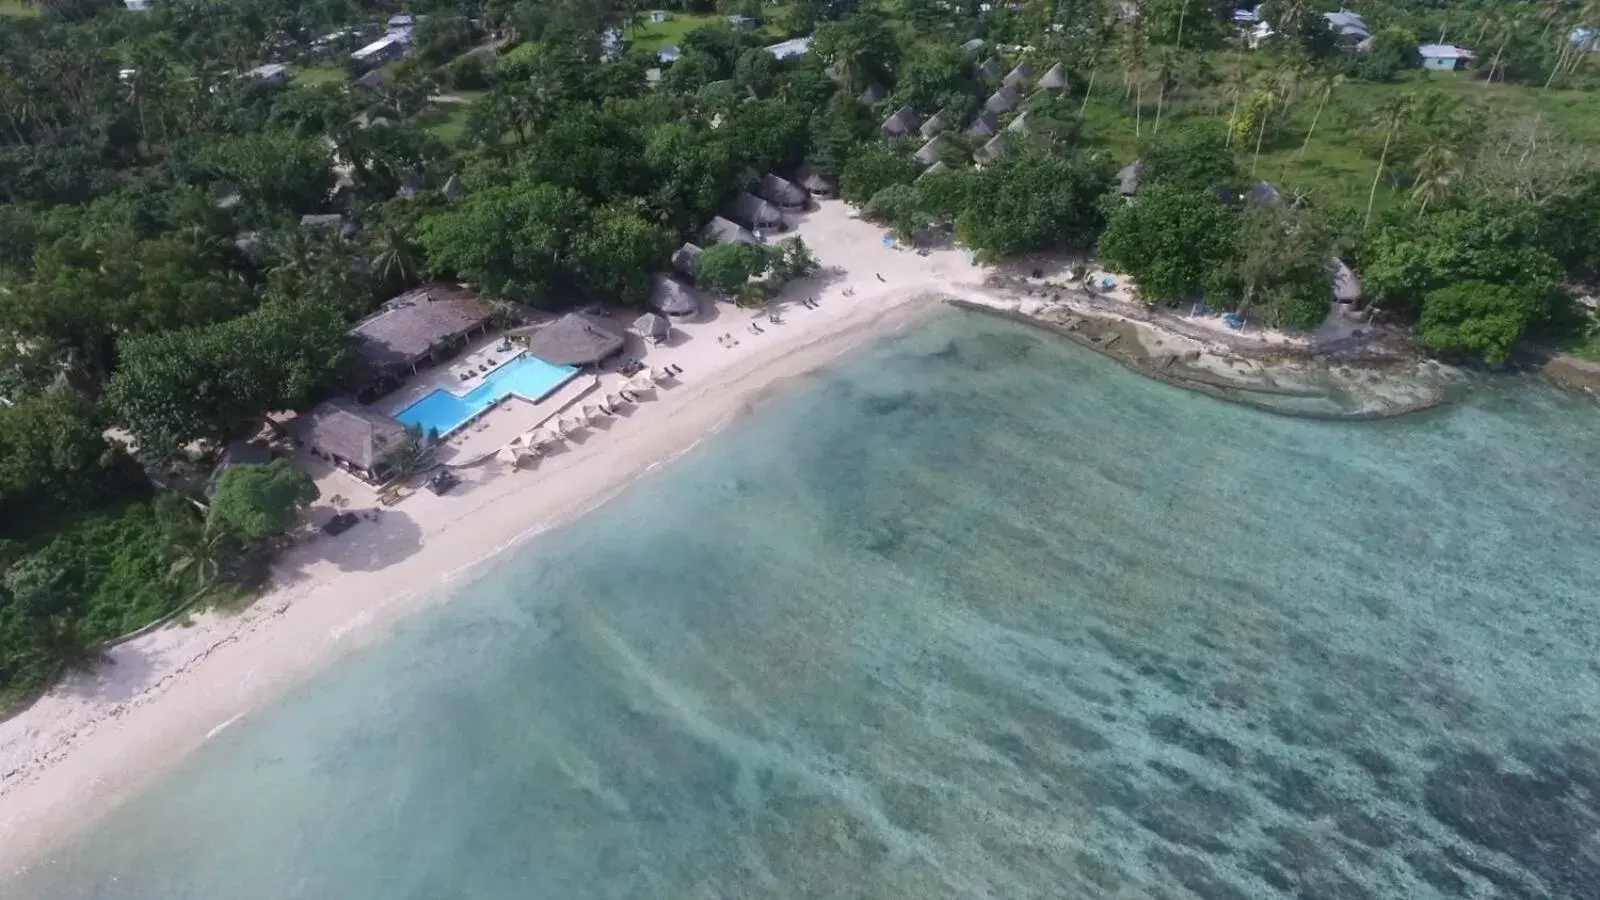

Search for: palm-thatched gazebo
xmin=795 ymin=164 xmax=835 ymax=198
xmin=919 ymin=108 xmax=950 ymax=139
xmin=1038 ymin=62 xmax=1067 ymax=93
xmin=631 ymin=311 xmax=672 ymax=344
xmin=672 ymin=242 xmax=703 ymax=279
xmin=882 ymin=104 xmax=920 ymax=140
xmin=977 ymin=133 xmax=1009 ymax=163
xmin=758 ymin=173 xmax=808 ymax=210
xmin=985 ymin=86 xmax=1021 ymax=115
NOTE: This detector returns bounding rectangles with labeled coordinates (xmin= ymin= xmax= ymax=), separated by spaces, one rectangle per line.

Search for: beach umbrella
xmin=583 ymin=403 xmax=607 ymax=419
xmin=560 ymin=415 xmax=586 ymax=433
xmin=650 ymin=367 xmax=673 ymax=383
xmin=496 ymin=445 xmax=520 ymax=464
xmin=606 ymin=392 xmax=630 ymax=408
xmin=627 ymin=374 xmax=657 ymax=394
xmin=545 ymin=419 xmax=568 ymax=437
xmin=508 ymin=434 xmax=526 ymax=447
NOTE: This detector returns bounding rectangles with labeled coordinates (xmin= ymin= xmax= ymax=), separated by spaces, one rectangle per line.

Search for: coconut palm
xmin=1365 ymin=95 xmax=1414 ymax=229
xmin=1409 ymin=143 xmax=1463 ymax=216
xmin=1150 ymin=46 xmax=1180 ymax=134
xmin=1297 ymin=71 xmax=1344 ymax=160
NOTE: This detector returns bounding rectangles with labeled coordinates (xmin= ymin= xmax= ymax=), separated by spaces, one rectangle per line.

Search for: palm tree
xmin=365 ymin=220 xmax=424 ymax=289
xmin=1222 ymin=37 xmax=1248 ymax=148
xmin=167 ymin=528 xmax=232 ymax=596
xmin=1118 ymin=21 xmax=1148 ymax=137
xmin=1150 ymin=47 xmax=1179 ymax=134
xmin=1365 ymin=95 xmax=1413 ymax=229
xmin=1408 ymin=143 xmax=1462 ymax=216
xmin=1297 ymin=72 xmax=1344 ymax=160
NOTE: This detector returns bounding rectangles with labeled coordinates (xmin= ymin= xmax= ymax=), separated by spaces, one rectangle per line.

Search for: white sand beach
xmin=0 ymin=202 xmax=996 ymax=874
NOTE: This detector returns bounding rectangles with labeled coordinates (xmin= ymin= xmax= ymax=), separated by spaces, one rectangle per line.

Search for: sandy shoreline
xmin=0 ymin=203 xmax=994 ymax=876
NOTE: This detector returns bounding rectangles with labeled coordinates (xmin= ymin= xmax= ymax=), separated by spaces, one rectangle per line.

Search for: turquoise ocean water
xmin=10 ymin=309 xmax=1600 ymax=899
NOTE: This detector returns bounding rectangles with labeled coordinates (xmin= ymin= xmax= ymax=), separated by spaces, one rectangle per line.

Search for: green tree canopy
xmin=697 ymin=241 xmax=772 ymax=295
xmin=1099 ymin=184 xmax=1240 ymax=305
xmin=956 ymin=151 xmax=1114 ymax=259
xmin=1419 ymin=280 xmax=1545 ymax=364
xmin=1362 ymin=200 xmax=1561 ymax=318
xmin=840 ymin=144 xmax=920 ymax=205
xmin=208 ymin=459 xmax=320 ymax=546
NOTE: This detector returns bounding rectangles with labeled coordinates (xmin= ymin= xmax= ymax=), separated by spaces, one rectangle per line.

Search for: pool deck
xmin=373 ymin=335 xmax=596 ymax=465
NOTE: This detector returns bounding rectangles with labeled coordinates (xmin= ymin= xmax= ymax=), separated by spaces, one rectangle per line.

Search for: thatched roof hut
xmin=976 ymin=56 xmax=1001 ymax=82
xmin=1038 ymin=62 xmax=1067 ymax=92
xmin=702 ymin=215 xmax=760 ymax=245
xmin=1117 ymin=161 xmax=1143 ymax=196
xmin=882 ymin=104 xmax=920 ymax=140
xmin=1007 ymin=112 xmax=1030 ymax=135
xmin=967 ymin=110 xmax=1000 ymax=136
xmin=857 ymin=81 xmax=888 ymax=104
xmin=1003 ymin=62 xmax=1032 ymax=91
xmin=631 ymin=311 xmax=672 ymax=343
xmin=651 ymin=273 xmax=703 ymax=317
xmin=1245 ymin=181 xmax=1281 ymax=205
xmin=977 ymin=133 xmax=1009 ymax=163
xmin=985 ymin=86 xmax=1022 ymax=115
xmin=672 ymin=242 xmax=702 ymax=278
xmin=724 ymin=192 xmax=783 ymax=230
xmin=914 ymin=136 xmax=948 ymax=166
xmin=758 ymin=173 xmax=808 ymax=210
xmin=292 ymin=398 xmax=408 ymax=482
xmin=512 ymin=313 xmax=626 ymax=366
xmin=796 ymin=164 xmax=835 ymax=197
xmin=350 ymin=283 xmax=496 ymax=374
xmin=441 ymin=174 xmax=465 ymax=200
xmin=919 ymin=108 xmax=950 ymax=139
xmin=917 ymin=160 xmax=949 ymax=181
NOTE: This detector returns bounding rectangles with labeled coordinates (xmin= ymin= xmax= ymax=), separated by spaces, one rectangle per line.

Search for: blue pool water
xmin=395 ymin=353 xmax=578 ymax=436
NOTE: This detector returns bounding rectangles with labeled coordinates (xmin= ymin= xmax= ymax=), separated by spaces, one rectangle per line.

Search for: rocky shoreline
xmin=947 ymin=297 xmax=1455 ymax=422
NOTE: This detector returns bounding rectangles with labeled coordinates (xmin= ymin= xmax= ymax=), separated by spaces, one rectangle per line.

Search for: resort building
xmin=857 ymin=82 xmax=888 ymax=104
xmin=671 ymin=242 xmax=703 ymax=279
xmin=882 ymin=105 xmax=920 ymax=141
xmin=919 ymin=108 xmax=950 ymax=139
xmin=650 ymin=273 xmax=704 ymax=318
xmin=293 ymin=398 xmax=411 ymax=483
xmin=511 ymin=313 xmax=626 ymax=367
xmin=1038 ymin=62 xmax=1067 ymax=93
xmin=1329 ymin=258 xmax=1362 ymax=303
xmin=758 ymin=173 xmax=809 ymax=211
xmin=350 ymin=283 xmax=498 ymax=390
xmin=976 ymin=133 xmax=1008 ymax=163
xmin=967 ymin=110 xmax=1000 ymax=137
xmin=703 ymin=215 xmax=760 ymax=246
xmin=795 ymin=164 xmax=836 ymax=198
xmin=1002 ymin=62 xmax=1031 ymax=91
xmin=984 ymin=86 xmax=1021 ymax=116
xmin=724 ymin=193 xmax=784 ymax=232
xmin=914 ymin=136 xmax=949 ymax=166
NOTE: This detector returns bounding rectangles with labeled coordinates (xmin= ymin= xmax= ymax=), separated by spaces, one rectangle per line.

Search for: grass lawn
xmin=626 ymin=12 xmax=728 ymax=55
xmin=293 ymin=65 xmax=348 ymax=88
xmin=0 ymin=0 xmax=40 ymax=15
xmin=419 ymin=103 xmax=472 ymax=142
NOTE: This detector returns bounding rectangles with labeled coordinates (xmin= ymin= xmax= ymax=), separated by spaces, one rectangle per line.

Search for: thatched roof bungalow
xmin=758 ymin=173 xmax=808 ymax=210
xmin=976 ymin=133 xmax=1009 ymax=163
xmin=857 ymin=81 xmax=888 ymax=104
xmin=350 ymin=283 xmax=497 ymax=378
xmin=1003 ymin=62 xmax=1032 ymax=91
xmin=651 ymin=273 xmax=703 ymax=317
xmin=976 ymin=56 xmax=1001 ymax=82
xmin=292 ymin=398 xmax=409 ymax=483
xmin=1329 ymin=259 xmax=1361 ymax=303
xmin=1117 ymin=160 xmax=1143 ymax=196
xmin=985 ymin=86 xmax=1022 ymax=115
xmin=631 ymin=312 xmax=672 ymax=343
xmin=796 ymin=164 xmax=835 ymax=197
xmin=512 ymin=312 xmax=626 ymax=367
xmin=672 ymin=242 xmax=703 ymax=278
xmin=724 ymin=192 xmax=784 ymax=231
xmin=1038 ymin=62 xmax=1067 ymax=93
xmin=967 ymin=110 xmax=1000 ymax=136
xmin=914 ymin=136 xmax=949 ymax=166
xmin=917 ymin=160 xmax=949 ymax=181
xmin=919 ymin=108 xmax=950 ymax=139
xmin=882 ymin=104 xmax=920 ymax=140
xmin=702 ymin=215 xmax=760 ymax=245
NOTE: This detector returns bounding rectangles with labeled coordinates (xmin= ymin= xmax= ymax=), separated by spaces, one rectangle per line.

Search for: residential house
xmin=351 ymin=34 xmax=410 ymax=69
xmin=649 ymin=9 xmax=669 ymax=23
xmin=1322 ymin=9 xmax=1370 ymax=44
xmin=1418 ymin=44 xmax=1473 ymax=71
xmin=766 ymin=37 xmax=813 ymax=60
xmin=658 ymin=45 xmax=681 ymax=64
xmin=124 ymin=0 xmax=151 ymax=10
xmin=727 ymin=14 xmax=759 ymax=29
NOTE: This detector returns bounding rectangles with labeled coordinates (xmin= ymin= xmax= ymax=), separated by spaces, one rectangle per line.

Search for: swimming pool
xmin=395 ymin=353 xmax=579 ymax=437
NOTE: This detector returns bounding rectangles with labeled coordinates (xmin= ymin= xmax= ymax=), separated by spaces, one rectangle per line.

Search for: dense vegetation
xmin=2 ymin=0 xmax=1599 ymax=708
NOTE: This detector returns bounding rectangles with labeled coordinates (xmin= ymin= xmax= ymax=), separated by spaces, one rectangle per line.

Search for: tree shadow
xmin=61 ymin=643 xmax=159 ymax=704
xmin=281 ymin=509 xmax=425 ymax=576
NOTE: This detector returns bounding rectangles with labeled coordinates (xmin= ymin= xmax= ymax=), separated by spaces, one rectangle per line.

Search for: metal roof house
xmin=766 ymin=36 xmax=813 ymax=60
xmin=724 ymin=192 xmax=784 ymax=231
xmin=351 ymin=34 xmax=410 ymax=69
xmin=247 ymin=63 xmax=292 ymax=86
xmin=702 ymin=215 xmax=761 ymax=245
xmin=293 ymin=398 xmax=410 ymax=483
xmin=1418 ymin=44 xmax=1474 ymax=70
xmin=882 ymin=104 xmax=920 ymax=140
xmin=658 ymin=45 xmax=681 ymax=63
xmin=758 ymin=173 xmax=809 ymax=210
xmin=350 ymin=283 xmax=497 ymax=379
xmin=1322 ymin=9 xmax=1370 ymax=43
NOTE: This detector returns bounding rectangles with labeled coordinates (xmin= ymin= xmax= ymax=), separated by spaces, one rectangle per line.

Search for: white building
xmin=351 ymin=34 xmax=410 ymax=69
xmin=765 ymin=37 xmax=812 ymax=60
xmin=247 ymin=63 xmax=293 ymax=86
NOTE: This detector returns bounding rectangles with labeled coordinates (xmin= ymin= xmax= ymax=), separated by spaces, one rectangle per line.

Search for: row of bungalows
xmin=878 ymin=59 xmax=1069 ymax=173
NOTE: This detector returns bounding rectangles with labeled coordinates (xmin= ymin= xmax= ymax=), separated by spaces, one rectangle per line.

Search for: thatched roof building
xmin=1003 ymin=62 xmax=1031 ymax=91
xmin=919 ymin=108 xmax=950 ymax=138
xmin=350 ymin=283 xmax=496 ymax=375
xmin=1038 ymin=62 xmax=1067 ymax=92
xmin=513 ymin=312 xmax=626 ymax=367
xmin=882 ymin=104 xmax=920 ymax=139
xmin=985 ymin=86 xmax=1022 ymax=115
xmin=651 ymin=273 xmax=703 ymax=317
xmin=702 ymin=216 xmax=760 ymax=245
xmin=917 ymin=160 xmax=949 ymax=181
xmin=441 ymin=174 xmax=465 ymax=200
xmin=796 ymin=164 xmax=835 ymax=197
xmin=1117 ymin=161 xmax=1143 ymax=196
xmin=857 ymin=81 xmax=888 ymax=104
xmin=914 ymin=136 xmax=949 ymax=166
xmin=1007 ymin=112 xmax=1030 ymax=135
xmin=758 ymin=173 xmax=808 ymax=210
xmin=976 ymin=56 xmax=1000 ymax=82
xmin=631 ymin=312 xmax=672 ymax=343
xmin=672 ymin=242 xmax=702 ymax=278
xmin=724 ymin=192 xmax=784 ymax=231
xmin=977 ymin=133 xmax=1009 ymax=163
xmin=967 ymin=110 xmax=1000 ymax=136
xmin=293 ymin=398 xmax=408 ymax=483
